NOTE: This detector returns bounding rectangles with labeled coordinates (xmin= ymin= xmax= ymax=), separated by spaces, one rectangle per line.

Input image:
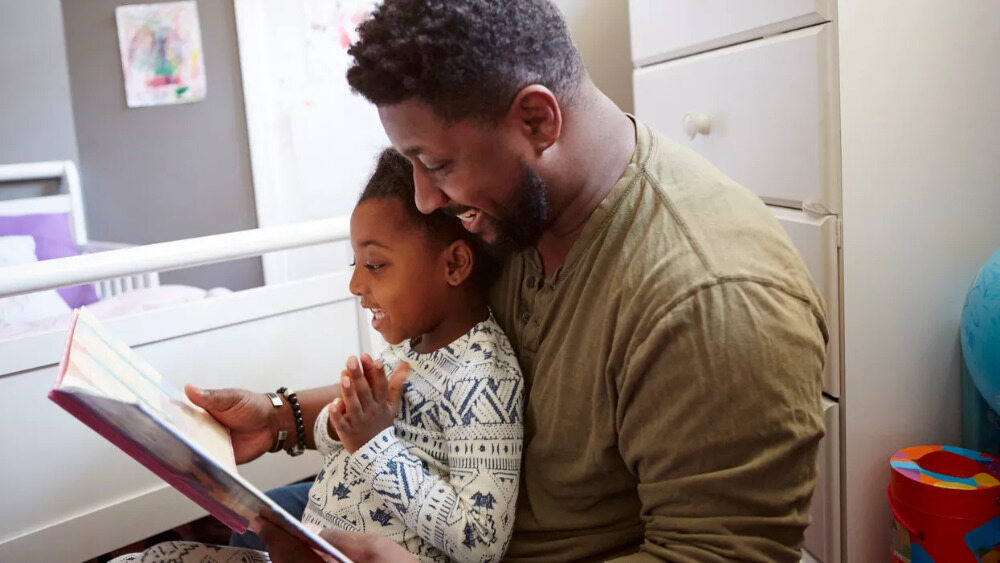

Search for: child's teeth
xmin=459 ymin=210 xmax=477 ymax=222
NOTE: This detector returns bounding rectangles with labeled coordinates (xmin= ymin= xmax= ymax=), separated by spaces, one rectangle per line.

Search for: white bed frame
xmin=0 ymin=217 xmax=373 ymax=562
xmin=0 ymin=160 xmax=159 ymax=298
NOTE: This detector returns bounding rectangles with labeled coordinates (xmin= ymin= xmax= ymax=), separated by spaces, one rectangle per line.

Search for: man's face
xmin=378 ymin=99 xmax=549 ymax=253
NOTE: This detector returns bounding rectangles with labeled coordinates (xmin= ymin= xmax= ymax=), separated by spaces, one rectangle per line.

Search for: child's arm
xmin=311 ymin=397 xmax=342 ymax=456
xmin=342 ymin=363 xmax=524 ymax=562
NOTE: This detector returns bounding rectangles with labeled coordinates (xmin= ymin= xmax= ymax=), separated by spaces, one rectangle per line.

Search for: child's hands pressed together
xmin=329 ymin=354 xmax=411 ymax=453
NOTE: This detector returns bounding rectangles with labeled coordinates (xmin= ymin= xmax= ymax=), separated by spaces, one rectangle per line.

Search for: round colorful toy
xmin=889 ymin=445 xmax=1000 ymax=562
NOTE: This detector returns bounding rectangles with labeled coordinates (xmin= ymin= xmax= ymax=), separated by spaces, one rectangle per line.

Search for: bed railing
xmin=0 ymin=217 xmax=350 ymax=300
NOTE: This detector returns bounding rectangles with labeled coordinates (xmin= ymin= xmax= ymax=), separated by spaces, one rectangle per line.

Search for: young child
xmin=300 ymin=148 xmax=524 ymax=562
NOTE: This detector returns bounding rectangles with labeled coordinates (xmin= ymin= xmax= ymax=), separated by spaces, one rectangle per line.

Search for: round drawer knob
xmin=683 ymin=113 xmax=712 ymax=139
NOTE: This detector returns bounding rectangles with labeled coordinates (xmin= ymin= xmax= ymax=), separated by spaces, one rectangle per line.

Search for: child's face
xmin=349 ymin=198 xmax=452 ymax=345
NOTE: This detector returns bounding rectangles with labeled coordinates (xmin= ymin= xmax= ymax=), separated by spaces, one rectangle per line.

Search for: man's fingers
xmin=386 ymin=363 xmax=411 ymax=411
xmin=346 ymin=356 xmax=375 ymax=407
xmin=258 ymin=520 xmax=324 ymax=563
xmin=184 ymin=384 xmax=242 ymax=412
xmin=340 ymin=370 xmax=364 ymax=420
xmin=316 ymin=527 xmax=375 ymax=560
xmin=184 ymin=384 xmax=211 ymax=407
xmin=317 ymin=527 xmax=417 ymax=562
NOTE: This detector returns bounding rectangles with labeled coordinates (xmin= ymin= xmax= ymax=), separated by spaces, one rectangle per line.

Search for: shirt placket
xmin=518 ymin=257 xmax=554 ymax=369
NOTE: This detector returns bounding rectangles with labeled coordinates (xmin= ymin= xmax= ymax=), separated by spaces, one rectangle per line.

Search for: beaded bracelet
xmin=276 ymin=386 xmax=305 ymax=457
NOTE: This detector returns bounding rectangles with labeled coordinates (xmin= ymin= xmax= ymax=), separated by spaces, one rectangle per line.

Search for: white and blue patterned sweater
xmin=302 ymin=315 xmax=523 ymax=563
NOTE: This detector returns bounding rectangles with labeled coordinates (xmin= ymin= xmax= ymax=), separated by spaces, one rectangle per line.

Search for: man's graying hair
xmin=346 ymin=0 xmax=586 ymax=122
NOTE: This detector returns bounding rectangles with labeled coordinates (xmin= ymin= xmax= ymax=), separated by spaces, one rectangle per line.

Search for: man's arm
xmin=186 ymin=383 xmax=339 ymax=463
xmin=278 ymin=385 xmax=341 ymax=450
xmin=612 ymin=280 xmax=827 ymax=562
xmin=188 ymin=355 xmax=402 ymax=462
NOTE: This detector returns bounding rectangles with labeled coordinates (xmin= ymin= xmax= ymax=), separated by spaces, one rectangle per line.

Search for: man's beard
xmin=488 ymin=161 xmax=549 ymax=256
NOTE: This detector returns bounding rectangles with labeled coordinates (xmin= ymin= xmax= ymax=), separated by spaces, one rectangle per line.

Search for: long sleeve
xmin=613 ymin=280 xmax=826 ymax=562
xmin=313 ymin=404 xmax=344 ymax=457
xmin=346 ymin=365 xmax=523 ymax=563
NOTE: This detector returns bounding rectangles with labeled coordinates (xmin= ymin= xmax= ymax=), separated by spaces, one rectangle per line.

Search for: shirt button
xmin=520 ymin=311 xmax=531 ymax=324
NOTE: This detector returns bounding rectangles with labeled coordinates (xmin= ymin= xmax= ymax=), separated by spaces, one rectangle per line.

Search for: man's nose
xmin=413 ymin=170 xmax=450 ymax=214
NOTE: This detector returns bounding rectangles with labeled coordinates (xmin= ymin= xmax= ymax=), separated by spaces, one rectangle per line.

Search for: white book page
xmin=59 ymin=309 xmax=237 ymax=472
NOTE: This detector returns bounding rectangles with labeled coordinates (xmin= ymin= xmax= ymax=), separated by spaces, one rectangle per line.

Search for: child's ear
xmin=444 ymin=240 xmax=475 ymax=287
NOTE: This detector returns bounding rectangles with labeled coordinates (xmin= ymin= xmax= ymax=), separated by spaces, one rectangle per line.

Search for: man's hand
xmin=317 ymin=527 xmax=418 ymax=562
xmin=184 ymin=385 xmax=277 ymax=464
xmin=328 ymin=355 xmax=410 ymax=453
xmin=259 ymin=520 xmax=417 ymax=563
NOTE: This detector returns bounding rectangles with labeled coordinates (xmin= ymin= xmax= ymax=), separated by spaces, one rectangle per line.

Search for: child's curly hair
xmin=359 ymin=148 xmax=500 ymax=289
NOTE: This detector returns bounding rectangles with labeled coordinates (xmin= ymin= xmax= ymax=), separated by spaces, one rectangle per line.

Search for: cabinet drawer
xmin=629 ymin=0 xmax=832 ymax=66
xmin=635 ymin=24 xmax=840 ymax=210
xmin=770 ymin=206 xmax=840 ymax=398
xmin=804 ymin=397 xmax=841 ymax=563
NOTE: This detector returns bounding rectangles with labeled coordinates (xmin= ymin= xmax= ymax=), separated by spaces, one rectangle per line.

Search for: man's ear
xmin=444 ymin=240 xmax=475 ymax=287
xmin=505 ymin=85 xmax=562 ymax=154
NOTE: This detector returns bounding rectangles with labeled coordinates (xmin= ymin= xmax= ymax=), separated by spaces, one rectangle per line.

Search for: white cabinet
xmin=635 ymin=24 xmax=840 ymax=211
xmin=629 ymin=0 xmax=832 ymax=65
xmin=770 ymin=207 xmax=841 ymax=398
xmin=805 ymin=397 xmax=841 ymax=563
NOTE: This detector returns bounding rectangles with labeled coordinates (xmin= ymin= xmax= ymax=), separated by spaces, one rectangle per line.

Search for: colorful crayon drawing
xmin=115 ymin=1 xmax=207 ymax=108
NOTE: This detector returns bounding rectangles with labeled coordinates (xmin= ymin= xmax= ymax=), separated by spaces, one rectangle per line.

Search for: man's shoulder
xmin=619 ymin=123 xmax=825 ymax=315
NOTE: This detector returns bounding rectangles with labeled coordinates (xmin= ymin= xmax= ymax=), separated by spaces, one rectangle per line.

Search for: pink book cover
xmin=49 ymin=309 xmax=351 ymax=562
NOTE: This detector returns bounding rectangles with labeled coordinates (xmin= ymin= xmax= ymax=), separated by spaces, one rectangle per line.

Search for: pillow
xmin=0 ymin=235 xmax=72 ymax=326
xmin=87 ymin=285 xmax=217 ymax=317
xmin=0 ymin=213 xmax=99 ymax=307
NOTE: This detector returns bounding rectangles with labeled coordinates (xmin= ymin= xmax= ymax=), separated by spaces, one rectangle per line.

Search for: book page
xmin=59 ymin=309 xmax=237 ymax=472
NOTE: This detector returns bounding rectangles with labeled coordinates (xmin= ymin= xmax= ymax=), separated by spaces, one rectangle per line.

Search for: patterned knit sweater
xmin=301 ymin=315 xmax=524 ymax=562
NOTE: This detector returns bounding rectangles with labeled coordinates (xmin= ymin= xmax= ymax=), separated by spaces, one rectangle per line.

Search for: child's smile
xmin=348 ymin=148 xmax=491 ymax=355
xmin=364 ymin=304 xmax=388 ymax=331
xmin=349 ymin=198 xmax=454 ymax=350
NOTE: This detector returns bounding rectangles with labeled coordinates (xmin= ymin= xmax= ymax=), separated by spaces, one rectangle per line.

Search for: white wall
xmin=553 ymin=0 xmax=633 ymax=112
xmin=838 ymin=2 xmax=1000 ymax=560
xmin=0 ymin=0 xmax=79 ymax=166
xmin=60 ymin=0 xmax=263 ymax=291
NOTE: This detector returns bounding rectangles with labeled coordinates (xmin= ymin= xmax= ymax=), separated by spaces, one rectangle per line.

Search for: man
xmin=192 ymin=1 xmax=828 ymax=560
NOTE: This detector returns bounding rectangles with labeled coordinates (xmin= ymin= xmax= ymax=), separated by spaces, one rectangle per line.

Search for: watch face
xmin=266 ymin=392 xmax=284 ymax=408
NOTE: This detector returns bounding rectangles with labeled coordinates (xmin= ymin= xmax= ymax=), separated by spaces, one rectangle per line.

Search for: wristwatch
xmin=265 ymin=392 xmax=288 ymax=453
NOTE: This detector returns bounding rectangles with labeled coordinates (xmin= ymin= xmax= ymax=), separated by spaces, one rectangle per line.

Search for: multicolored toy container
xmin=889 ymin=445 xmax=1000 ymax=562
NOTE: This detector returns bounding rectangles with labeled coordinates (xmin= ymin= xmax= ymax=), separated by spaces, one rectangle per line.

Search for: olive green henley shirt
xmin=490 ymin=118 xmax=828 ymax=562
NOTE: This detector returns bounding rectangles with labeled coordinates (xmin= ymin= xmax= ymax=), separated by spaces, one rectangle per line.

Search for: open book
xmin=49 ymin=308 xmax=351 ymax=562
